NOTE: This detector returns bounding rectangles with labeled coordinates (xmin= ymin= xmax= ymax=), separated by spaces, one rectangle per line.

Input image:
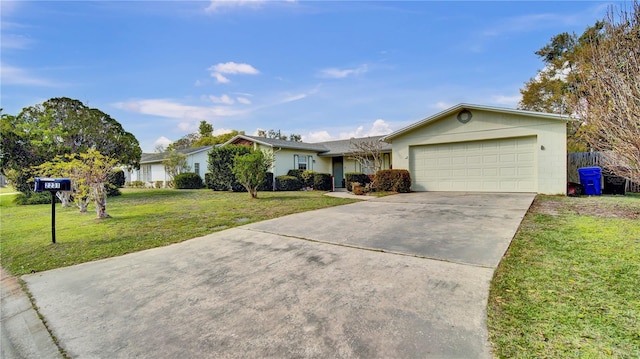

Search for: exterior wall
xmin=186 ymin=150 xmax=211 ymax=178
xmin=390 ymin=109 xmax=567 ymax=194
xmin=257 ymin=146 xmax=331 ymax=178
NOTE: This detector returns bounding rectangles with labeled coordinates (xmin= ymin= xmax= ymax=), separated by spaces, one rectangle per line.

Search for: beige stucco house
xmin=383 ymin=104 xmax=569 ymax=194
xmin=224 ymin=135 xmax=392 ymax=188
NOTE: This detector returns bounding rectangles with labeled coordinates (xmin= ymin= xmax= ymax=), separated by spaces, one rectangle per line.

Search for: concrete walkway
xmin=20 ymin=192 xmax=534 ymax=358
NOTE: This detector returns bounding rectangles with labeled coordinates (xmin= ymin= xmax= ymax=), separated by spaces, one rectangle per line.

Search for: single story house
xmin=383 ymin=103 xmax=569 ymax=194
xmin=224 ymin=135 xmax=392 ymax=188
xmin=126 ymin=146 xmax=213 ymax=186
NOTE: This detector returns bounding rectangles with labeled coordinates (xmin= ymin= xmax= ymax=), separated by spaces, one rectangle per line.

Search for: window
xmin=141 ymin=165 xmax=152 ymax=182
xmin=298 ymin=155 xmax=307 ymax=170
xmin=194 ymin=163 xmax=200 ymax=176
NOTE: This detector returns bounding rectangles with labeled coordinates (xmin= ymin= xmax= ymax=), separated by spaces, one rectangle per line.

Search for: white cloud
xmin=434 ymin=101 xmax=453 ymax=110
xmin=212 ymin=72 xmax=230 ymax=84
xmin=208 ymin=61 xmax=259 ymax=83
xmin=0 ymin=63 xmax=56 ymax=87
xmin=154 ymin=136 xmax=173 ymax=147
xmin=210 ymin=62 xmax=259 ymax=75
xmin=205 ymin=0 xmax=265 ymax=13
xmin=213 ymin=128 xmax=234 ymax=136
xmin=303 ymin=130 xmax=333 ymax=143
xmin=209 ymin=94 xmax=235 ymax=104
xmin=491 ymin=94 xmax=521 ymax=107
xmin=338 ymin=119 xmax=393 ymax=139
xmin=236 ymin=97 xmax=252 ymax=105
xmin=1 ymin=34 xmax=34 ymax=50
xmin=113 ymin=98 xmax=241 ymax=120
xmin=319 ymin=64 xmax=369 ymax=79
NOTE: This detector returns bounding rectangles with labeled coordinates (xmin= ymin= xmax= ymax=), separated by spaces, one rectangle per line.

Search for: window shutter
xmin=294 ymin=155 xmax=299 ymax=169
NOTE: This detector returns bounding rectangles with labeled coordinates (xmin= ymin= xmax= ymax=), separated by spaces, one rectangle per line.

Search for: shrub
xmin=14 ymin=191 xmax=55 ymax=205
xmin=129 ymin=180 xmax=144 ymax=188
xmin=258 ymin=172 xmax=274 ymax=191
xmin=287 ymin=169 xmax=305 ymax=180
xmin=207 ymin=145 xmax=251 ymax=191
xmin=108 ymin=169 xmax=126 ymax=188
xmin=174 ymin=172 xmax=204 ymax=189
xmin=301 ymin=170 xmax=315 ymax=188
xmin=375 ymin=169 xmax=411 ymax=193
xmin=313 ymin=173 xmax=332 ymax=191
xmin=345 ymin=172 xmax=370 ymax=191
xmin=155 ymin=181 xmax=164 ymax=189
xmin=276 ymin=175 xmax=302 ymax=191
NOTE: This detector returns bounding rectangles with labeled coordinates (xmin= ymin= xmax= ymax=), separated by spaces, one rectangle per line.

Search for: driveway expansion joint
xmin=242 ymin=227 xmax=497 ymax=269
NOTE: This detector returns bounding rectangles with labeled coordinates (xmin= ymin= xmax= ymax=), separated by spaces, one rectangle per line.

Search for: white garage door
xmin=410 ymin=136 xmax=537 ymax=192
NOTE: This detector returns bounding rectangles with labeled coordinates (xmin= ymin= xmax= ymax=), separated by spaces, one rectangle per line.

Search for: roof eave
xmin=383 ymin=103 xmax=573 ymax=142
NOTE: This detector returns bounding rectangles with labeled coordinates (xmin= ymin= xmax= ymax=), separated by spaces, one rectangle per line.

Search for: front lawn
xmin=488 ymin=194 xmax=640 ymax=358
xmin=0 ymin=189 xmax=357 ymax=275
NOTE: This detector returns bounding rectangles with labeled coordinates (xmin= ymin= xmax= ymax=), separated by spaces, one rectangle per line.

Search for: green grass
xmin=0 ymin=188 xmax=357 ymax=275
xmin=488 ymin=194 xmax=640 ymax=358
xmin=0 ymin=185 xmax=17 ymax=194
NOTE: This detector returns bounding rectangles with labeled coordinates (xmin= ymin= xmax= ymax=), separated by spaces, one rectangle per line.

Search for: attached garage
xmin=384 ymin=104 xmax=569 ymax=194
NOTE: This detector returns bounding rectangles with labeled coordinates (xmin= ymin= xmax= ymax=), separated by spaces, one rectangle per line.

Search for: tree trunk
xmin=92 ymin=184 xmax=110 ymax=219
xmin=56 ymin=191 xmax=72 ymax=207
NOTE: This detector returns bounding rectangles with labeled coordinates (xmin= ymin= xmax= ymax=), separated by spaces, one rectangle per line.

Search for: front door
xmin=332 ymin=157 xmax=344 ymax=188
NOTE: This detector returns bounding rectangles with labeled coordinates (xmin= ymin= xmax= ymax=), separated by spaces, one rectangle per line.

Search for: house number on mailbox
xmin=44 ymin=182 xmax=61 ymax=189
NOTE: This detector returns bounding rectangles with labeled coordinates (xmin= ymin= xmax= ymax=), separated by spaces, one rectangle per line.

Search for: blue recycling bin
xmin=578 ymin=166 xmax=602 ymax=196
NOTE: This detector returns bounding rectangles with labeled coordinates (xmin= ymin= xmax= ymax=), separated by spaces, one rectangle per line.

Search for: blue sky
xmin=1 ymin=1 xmax=611 ymax=152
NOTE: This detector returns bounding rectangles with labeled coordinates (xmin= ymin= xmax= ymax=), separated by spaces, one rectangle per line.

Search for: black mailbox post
xmin=34 ymin=177 xmax=72 ymax=244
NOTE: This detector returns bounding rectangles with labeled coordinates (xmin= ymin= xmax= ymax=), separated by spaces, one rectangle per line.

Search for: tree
xmin=193 ymin=130 xmax=244 ymax=147
xmin=0 ymin=98 xmax=141 ymax=197
xmin=349 ymin=137 xmax=385 ymax=174
xmin=257 ymin=129 xmax=302 ymax=142
xmin=570 ymin=2 xmax=640 ymax=184
xmin=207 ymin=145 xmax=252 ymax=191
xmin=519 ymin=23 xmax=604 ymax=152
xmin=232 ymin=149 xmax=273 ymax=198
xmin=36 ymin=149 xmax=117 ymax=218
xmin=163 ymin=149 xmax=190 ymax=181
xmin=167 ymin=133 xmax=200 ymax=151
xmin=198 ymin=121 xmax=214 ymax=137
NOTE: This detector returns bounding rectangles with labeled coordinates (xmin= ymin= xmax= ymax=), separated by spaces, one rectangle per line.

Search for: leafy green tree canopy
xmin=1 ymin=98 xmax=141 ymax=195
xmin=233 ymin=148 xmax=273 ymax=199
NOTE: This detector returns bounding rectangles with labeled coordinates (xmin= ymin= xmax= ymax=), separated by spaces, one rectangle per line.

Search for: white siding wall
xmin=390 ymin=109 xmax=567 ymax=194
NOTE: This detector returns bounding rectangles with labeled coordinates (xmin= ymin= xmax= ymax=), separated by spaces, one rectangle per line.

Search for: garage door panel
xmin=409 ymin=136 xmax=537 ymax=192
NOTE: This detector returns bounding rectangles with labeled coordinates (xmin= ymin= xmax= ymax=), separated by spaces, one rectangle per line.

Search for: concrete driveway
xmin=23 ymin=192 xmax=534 ymax=358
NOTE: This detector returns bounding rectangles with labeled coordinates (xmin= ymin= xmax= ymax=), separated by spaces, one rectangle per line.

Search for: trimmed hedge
xmin=174 ymin=172 xmax=205 ymax=189
xmin=375 ymin=169 xmax=411 ymax=193
xmin=313 ymin=173 xmax=332 ymax=191
xmin=345 ymin=172 xmax=370 ymax=192
xmin=287 ymin=169 xmax=305 ymax=180
xmin=276 ymin=175 xmax=302 ymax=191
xmin=258 ymin=172 xmax=274 ymax=191
xmin=207 ymin=145 xmax=251 ymax=191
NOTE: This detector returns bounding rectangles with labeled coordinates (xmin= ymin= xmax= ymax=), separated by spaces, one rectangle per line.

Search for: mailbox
xmin=34 ymin=177 xmax=72 ymax=192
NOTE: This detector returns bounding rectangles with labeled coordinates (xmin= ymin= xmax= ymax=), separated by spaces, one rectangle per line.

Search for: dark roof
xmin=315 ymin=136 xmax=392 ymax=156
xmin=227 ymin=135 xmax=330 ymax=152
xmin=140 ymin=146 xmax=213 ymax=164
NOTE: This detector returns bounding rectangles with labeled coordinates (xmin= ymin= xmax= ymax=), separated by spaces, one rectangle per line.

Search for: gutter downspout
xmin=272 ymin=147 xmax=282 ymax=191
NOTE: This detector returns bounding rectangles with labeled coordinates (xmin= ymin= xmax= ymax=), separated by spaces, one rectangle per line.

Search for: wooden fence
xmin=567 ymin=152 xmax=639 ymax=193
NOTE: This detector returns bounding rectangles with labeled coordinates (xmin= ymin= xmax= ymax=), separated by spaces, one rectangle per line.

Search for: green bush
xmin=155 ymin=181 xmax=164 ymax=189
xmin=345 ymin=172 xmax=370 ymax=192
xmin=207 ymin=145 xmax=251 ymax=191
xmin=375 ymin=169 xmax=411 ymax=193
xmin=276 ymin=175 xmax=302 ymax=191
xmin=313 ymin=173 xmax=332 ymax=191
xmin=287 ymin=169 xmax=305 ymax=180
xmin=14 ymin=191 xmax=55 ymax=205
xmin=174 ymin=172 xmax=204 ymax=189
xmin=129 ymin=180 xmax=144 ymax=188
xmin=301 ymin=170 xmax=316 ymax=188
xmin=108 ymin=169 xmax=126 ymax=188
xmin=258 ymin=172 xmax=274 ymax=191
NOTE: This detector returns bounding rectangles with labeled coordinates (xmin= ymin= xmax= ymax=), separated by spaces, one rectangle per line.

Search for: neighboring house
xmin=383 ymin=103 xmax=569 ymax=194
xmin=224 ymin=135 xmax=392 ymax=188
xmin=126 ymin=146 xmax=213 ymax=186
